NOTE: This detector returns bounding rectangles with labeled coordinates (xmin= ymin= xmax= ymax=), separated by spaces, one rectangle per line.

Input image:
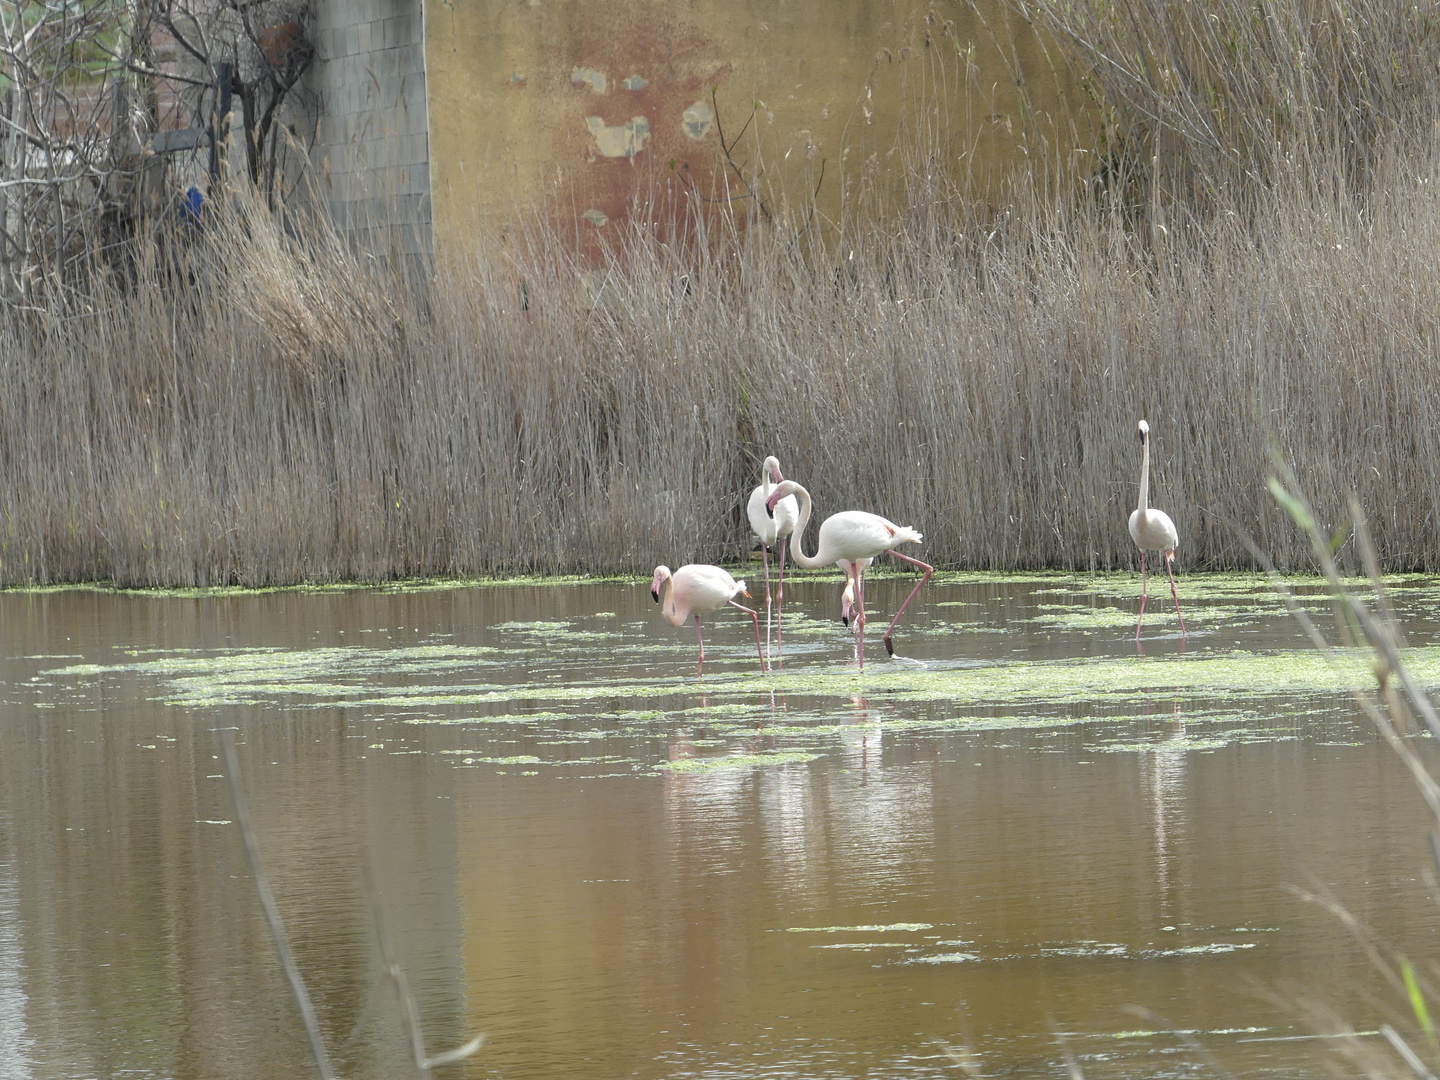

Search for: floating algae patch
xmin=1040 ymin=941 xmax=1257 ymax=959
xmin=39 ymin=644 xmax=508 ymax=708
xmin=654 ymin=751 xmax=820 ymax=773
xmin=743 ymin=646 xmax=1440 ymax=709
xmin=403 ymin=712 xmax=568 ymax=726
xmin=784 ymin=923 xmax=934 ymax=933
xmin=907 ymin=952 xmax=982 ymax=964
xmin=41 ymin=644 xmax=499 ymax=682
xmin=491 ymin=620 xmax=622 ymax=642
xmin=1026 ymin=603 xmax=1286 ymax=631
xmin=444 ymin=754 xmax=545 ymax=765
xmin=1091 ymin=737 xmax=1236 ymax=753
xmin=677 ymin=703 xmax=763 ymax=717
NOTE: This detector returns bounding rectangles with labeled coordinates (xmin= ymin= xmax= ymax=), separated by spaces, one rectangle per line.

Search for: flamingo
xmin=746 ymin=455 xmax=800 ymax=659
xmin=651 ymin=564 xmax=768 ymax=676
xmin=766 ymin=481 xmax=932 ymax=668
xmin=1128 ymin=419 xmax=1187 ymax=640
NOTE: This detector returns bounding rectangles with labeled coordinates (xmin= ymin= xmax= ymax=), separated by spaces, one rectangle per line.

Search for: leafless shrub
xmin=0 ymin=2 xmax=159 ymax=301
xmin=155 ymin=0 xmax=316 ymax=202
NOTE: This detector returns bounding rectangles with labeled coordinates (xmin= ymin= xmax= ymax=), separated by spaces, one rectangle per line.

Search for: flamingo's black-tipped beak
xmin=765 ymin=489 xmax=783 ymax=519
xmin=651 ymin=588 xmax=661 ymax=603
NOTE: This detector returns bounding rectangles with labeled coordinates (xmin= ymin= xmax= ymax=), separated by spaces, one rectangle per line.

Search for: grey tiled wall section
xmin=306 ymin=0 xmax=431 ymax=254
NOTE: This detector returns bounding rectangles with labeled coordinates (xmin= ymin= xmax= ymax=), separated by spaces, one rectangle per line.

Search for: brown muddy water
xmin=2 ymin=572 xmax=1439 ymax=1079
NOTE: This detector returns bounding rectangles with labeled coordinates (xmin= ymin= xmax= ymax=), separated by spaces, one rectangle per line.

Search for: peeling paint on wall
xmin=681 ymin=99 xmax=714 ymax=141
xmin=426 ymin=1 xmax=1084 ymax=255
xmin=585 ymin=115 xmax=651 ymax=158
xmin=571 ymin=67 xmax=608 ymax=93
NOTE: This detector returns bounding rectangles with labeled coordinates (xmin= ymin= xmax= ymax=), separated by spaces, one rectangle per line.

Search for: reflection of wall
xmin=0 ymin=591 xmax=468 ymax=1080
xmin=425 ymin=0 xmax=1081 ymax=248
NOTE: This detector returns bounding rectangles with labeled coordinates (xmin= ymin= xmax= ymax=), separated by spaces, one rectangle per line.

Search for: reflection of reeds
xmin=1 ymin=3 xmax=1439 ymax=585
xmin=218 ymin=724 xmax=485 ymax=1077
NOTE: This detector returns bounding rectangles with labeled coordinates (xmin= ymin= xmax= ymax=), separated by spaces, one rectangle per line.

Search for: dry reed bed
xmin=5 ymin=0 xmax=1440 ymax=586
xmin=0 ymin=153 xmax=1437 ymax=588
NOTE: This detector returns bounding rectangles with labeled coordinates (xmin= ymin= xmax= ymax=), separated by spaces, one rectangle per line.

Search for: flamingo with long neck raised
xmin=1127 ymin=419 xmax=1186 ymax=640
xmin=766 ymin=481 xmax=931 ymax=668
xmin=746 ymin=455 xmax=799 ymax=660
xmin=651 ymin=564 xmax=768 ymax=676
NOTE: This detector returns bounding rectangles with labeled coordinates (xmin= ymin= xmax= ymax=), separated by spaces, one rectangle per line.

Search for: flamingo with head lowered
xmin=651 ymin=564 xmax=768 ymax=676
xmin=765 ymin=481 xmax=932 ymax=668
xmin=746 ymin=455 xmax=800 ymax=660
xmin=1128 ymin=419 xmax=1186 ymax=640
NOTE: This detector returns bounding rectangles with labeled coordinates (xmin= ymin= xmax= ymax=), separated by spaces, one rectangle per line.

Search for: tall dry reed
xmin=1 ymin=0 xmax=1438 ymax=586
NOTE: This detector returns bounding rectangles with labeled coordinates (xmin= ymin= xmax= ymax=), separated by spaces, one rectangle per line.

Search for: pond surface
xmin=2 ymin=571 xmax=1440 ymax=1079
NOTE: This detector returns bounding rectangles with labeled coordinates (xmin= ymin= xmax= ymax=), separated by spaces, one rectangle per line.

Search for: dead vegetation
xmin=1 ymin=0 xmax=1438 ymax=586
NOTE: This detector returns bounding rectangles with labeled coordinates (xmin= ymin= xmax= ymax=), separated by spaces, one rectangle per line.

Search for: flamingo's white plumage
xmin=765 ymin=481 xmax=932 ymax=667
xmin=651 ymin=564 xmax=768 ymax=676
xmin=1127 ymin=419 xmax=1186 ymax=640
xmin=746 ymin=455 xmax=799 ymax=659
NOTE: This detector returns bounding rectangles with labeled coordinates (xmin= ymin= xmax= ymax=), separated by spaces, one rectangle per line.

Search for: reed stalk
xmin=0 ymin=0 xmax=1437 ymax=586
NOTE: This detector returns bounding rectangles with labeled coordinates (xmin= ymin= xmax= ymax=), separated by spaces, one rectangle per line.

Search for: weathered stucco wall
xmin=307 ymin=0 xmax=432 ymax=253
xmin=424 ymin=0 xmax=1080 ymax=249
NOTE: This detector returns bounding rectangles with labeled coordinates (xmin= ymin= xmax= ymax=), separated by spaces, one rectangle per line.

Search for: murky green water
xmin=2 ymin=571 xmax=1438 ymax=1079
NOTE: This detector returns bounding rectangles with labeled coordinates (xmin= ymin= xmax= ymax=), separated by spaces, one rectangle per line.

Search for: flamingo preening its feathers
xmin=746 ymin=455 xmax=799 ymax=660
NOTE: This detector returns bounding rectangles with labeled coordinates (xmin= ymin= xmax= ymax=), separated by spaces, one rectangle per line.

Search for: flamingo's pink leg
xmin=1135 ymin=550 xmax=1149 ymax=640
xmin=882 ymin=550 xmax=934 ymax=657
xmin=760 ymin=542 xmax=773 ymax=660
xmin=854 ymin=561 xmax=868 ymax=670
xmin=775 ymin=538 xmax=788 ymax=659
xmin=728 ymin=599 xmax=769 ymax=674
xmin=694 ymin=614 xmax=706 ymax=677
xmin=1165 ymin=551 xmax=1187 ymax=637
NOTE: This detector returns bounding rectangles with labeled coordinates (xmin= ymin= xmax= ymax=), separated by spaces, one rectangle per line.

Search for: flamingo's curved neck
xmin=1137 ymin=433 xmax=1151 ymax=514
xmin=785 ymin=486 xmax=828 ymax=569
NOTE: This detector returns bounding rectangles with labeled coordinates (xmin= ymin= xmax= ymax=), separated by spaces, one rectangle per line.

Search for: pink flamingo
xmin=766 ymin=481 xmax=932 ymax=668
xmin=746 ymin=455 xmax=799 ymax=660
xmin=651 ymin=564 xmax=768 ymax=676
xmin=1128 ymin=419 xmax=1186 ymax=640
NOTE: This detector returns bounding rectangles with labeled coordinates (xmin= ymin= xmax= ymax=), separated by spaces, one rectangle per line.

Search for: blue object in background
xmin=182 ymin=186 xmax=204 ymax=225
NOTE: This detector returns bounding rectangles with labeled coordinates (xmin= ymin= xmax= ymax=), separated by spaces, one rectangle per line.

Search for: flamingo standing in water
xmin=766 ymin=481 xmax=932 ymax=668
xmin=651 ymin=564 xmax=768 ymax=676
xmin=746 ymin=455 xmax=800 ymax=660
xmin=1128 ymin=419 xmax=1187 ymax=640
